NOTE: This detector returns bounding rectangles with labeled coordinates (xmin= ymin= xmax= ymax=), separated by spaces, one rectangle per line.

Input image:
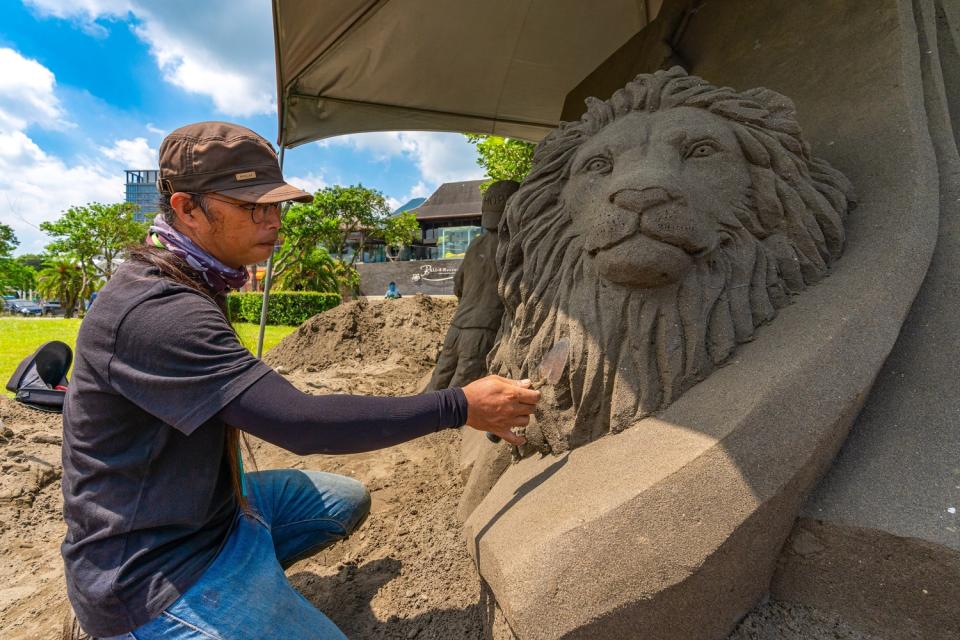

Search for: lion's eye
xmin=686 ymin=142 xmax=718 ymax=159
xmin=583 ymin=157 xmax=612 ymax=174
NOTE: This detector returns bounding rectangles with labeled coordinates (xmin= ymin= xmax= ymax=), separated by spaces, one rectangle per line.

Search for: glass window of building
xmin=124 ymin=170 xmax=160 ymax=223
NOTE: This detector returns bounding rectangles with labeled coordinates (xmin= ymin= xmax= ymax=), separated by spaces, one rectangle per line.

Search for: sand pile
xmin=264 ymin=294 xmax=457 ymax=396
xmin=0 ymin=396 xmax=71 ymax=636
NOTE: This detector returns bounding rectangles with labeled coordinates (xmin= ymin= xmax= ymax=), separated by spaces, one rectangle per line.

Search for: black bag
xmin=5 ymin=341 xmax=72 ymax=412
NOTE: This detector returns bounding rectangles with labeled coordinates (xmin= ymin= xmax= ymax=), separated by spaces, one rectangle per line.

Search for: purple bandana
xmin=148 ymin=214 xmax=249 ymax=294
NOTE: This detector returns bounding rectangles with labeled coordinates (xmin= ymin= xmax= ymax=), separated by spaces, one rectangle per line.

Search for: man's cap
xmin=158 ymin=121 xmax=313 ymax=204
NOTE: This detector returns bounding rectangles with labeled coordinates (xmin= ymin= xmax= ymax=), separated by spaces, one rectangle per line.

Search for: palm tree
xmin=274 ymin=247 xmax=340 ymax=293
xmin=36 ymin=260 xmax=83 ymax=318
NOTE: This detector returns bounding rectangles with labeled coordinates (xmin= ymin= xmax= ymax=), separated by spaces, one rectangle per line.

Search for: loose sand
xmin=0 ymin=296 xmax=878 ymax=639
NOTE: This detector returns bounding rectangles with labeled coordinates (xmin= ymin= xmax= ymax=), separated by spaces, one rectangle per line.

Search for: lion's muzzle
xmin=585 ymin=187 xmax=719 ymax=288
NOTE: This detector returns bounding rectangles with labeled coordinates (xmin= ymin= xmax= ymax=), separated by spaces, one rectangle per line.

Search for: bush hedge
xmin=228 ymin=291 xmax=341 ymax=326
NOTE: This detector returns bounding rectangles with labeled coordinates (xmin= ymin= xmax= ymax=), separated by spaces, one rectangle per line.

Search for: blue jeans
xmin=106 ymin=469 xmax=370 ymax=639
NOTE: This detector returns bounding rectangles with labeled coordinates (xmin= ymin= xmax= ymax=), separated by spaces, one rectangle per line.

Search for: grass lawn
xmin=1 ymin=317 xmax=295 ymax=395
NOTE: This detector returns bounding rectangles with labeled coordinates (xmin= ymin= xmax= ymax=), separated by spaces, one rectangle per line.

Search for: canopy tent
xmin=271 ymin=0 xmax=662 ymax=147
xmin=257 ymin=0 xmax=662 ymax=355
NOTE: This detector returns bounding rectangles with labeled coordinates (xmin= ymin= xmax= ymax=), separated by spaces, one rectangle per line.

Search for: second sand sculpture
xmin=428 ymin=180 xmax=519 ymax=390
xmin=488 ymin=66 xmax=855 ymax=453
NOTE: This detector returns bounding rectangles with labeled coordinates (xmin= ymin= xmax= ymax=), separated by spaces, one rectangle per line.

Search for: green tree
xmin=380 ymin=211 xmax=420 ymax=259
xmin=313 ymin=184 xmax=392 ymax=266
xmin=464 ymin=134 xmax=535 ymax=187
xmin=1 ymin=260 xmax=36 ymax=295
xmin=0 ymin=223 xmax=32 ymax=295
xmin=36 ymin=260 xmax=84 ymax=318
xmin=275 ymin=246 xmax=339 ymax=292
xmin=15 ymin=253 xmax=46 ymax=270
xmin=271 ymin=184 xmax=391 ymax=296
xmin=40 ymin=202 xmax=147 ymax=297
xmin=0 ymin=222 xmax=17 ymax=257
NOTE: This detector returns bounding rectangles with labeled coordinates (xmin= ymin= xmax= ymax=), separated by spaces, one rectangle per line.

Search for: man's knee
xmin=303 ymin=470 xmax=370 ymax=533
xmin=347 ymin=481 xmax=372 ymax=534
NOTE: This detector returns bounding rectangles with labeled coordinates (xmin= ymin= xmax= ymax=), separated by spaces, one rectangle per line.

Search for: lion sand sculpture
xmin=488 ymin=67 xmax=855 ymax=454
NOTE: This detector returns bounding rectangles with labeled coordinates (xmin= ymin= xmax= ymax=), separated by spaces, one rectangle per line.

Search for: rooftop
xmin=414 ymin=179 xmax=484 ymax=221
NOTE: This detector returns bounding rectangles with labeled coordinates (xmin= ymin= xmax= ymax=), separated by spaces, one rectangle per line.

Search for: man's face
xmin=186 ymin=194 xmax=282 ymax=268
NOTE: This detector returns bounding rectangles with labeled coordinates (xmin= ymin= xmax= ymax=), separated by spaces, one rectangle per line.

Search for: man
xmin=61 ymin=122 xmax=536 ymax=639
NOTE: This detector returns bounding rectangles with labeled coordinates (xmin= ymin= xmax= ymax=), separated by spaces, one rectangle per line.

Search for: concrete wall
xmin=357 ymin=259 xmax=462 ymax=296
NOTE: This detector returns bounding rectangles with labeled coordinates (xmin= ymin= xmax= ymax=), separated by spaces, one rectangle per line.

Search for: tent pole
xmin=256 ymin=144 xmax=285 ymax=359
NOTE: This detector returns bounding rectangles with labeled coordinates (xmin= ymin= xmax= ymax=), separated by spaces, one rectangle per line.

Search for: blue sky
xmin=0 ymin=0 xmax=486 ymax=254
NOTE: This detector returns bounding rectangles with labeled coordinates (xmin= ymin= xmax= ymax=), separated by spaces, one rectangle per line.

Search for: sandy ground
xmin=0 ymin=296 xmax=880 ymax=639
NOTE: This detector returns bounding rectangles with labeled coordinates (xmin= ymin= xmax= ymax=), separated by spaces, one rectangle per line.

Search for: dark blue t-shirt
xmin=61 ymin=261 xmax=271 ymax=636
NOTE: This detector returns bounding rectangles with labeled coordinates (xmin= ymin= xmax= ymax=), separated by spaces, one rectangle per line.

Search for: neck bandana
xmin=148 ymin=214 xmax=249 ymax=294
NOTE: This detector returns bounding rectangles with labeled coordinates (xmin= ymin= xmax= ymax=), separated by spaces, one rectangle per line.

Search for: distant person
xmin=384 ymin=281 xmax=402 ymax=299
xmin=428 ymin=180 xmax=519 ymax=390
xmin=60 ymin=122 xmax=537 ymax=640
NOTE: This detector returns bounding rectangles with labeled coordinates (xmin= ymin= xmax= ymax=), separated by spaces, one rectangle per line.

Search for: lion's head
xmin=488 ymin=67 xmax=855 ymax=453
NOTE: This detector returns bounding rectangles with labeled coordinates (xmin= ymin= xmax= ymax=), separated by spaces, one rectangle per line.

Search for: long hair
xmin=127 ymin=192 xmax=255 ymax=512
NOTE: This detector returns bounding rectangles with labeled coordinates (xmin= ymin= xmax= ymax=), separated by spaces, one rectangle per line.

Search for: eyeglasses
xmin=195 ymin=193 xmax=283 ymax=224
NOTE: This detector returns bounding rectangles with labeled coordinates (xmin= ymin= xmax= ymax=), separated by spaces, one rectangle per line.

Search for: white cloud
xmin=22 ymin=0 xmax=132 ymax=37
xmin=23 ymin=0 xmax=132 ymax=20
xmin=25 ymin=0 xmax=276 ymax=117
xmin=286 ymin=172 xmax=327 ymax=195
xmin=99 ymin=137 xmax=157 ymax=168
xmin=0 ymin=48 xmax=123 ymax=254
xmin=327 ymin=131 xmax=484 ymax=196
xmin=406 ymin=181 xmax=431 ymax=199
xmin=0 ymin=131 xmax=121 ymax=254
xmin=387 ymin=181 xmax=432 ymax=210
xmin=324 ymin=132 xmax=409 ymax=161
xmin=401 ymin=132 xmax=484 ymax=186
xmin=0 ymin=48 xmax=69 ymax=131
xmin=145 ymin=122 xmax=165 ymax=136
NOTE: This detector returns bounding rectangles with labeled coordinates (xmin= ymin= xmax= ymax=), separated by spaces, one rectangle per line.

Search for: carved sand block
xmin=462 ymin=66 xmax=938 ymax=639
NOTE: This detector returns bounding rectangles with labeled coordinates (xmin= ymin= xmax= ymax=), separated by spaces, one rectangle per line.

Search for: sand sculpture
xmin=460 ymin=6 xmax=951 ymax=630
xmin=489 ymin=68 xmax=854 ymax=454
xmin=428 ymin=180 xmax=519 ymax=390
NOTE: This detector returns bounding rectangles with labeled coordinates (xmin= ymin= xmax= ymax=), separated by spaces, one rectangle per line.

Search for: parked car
xmin=4 ymin=298 xmax=29 ymax=313
xmin=40 ymin=300 xmax=63 ymax=316
xmin=8 ymin=300 xmax=42 ymax=316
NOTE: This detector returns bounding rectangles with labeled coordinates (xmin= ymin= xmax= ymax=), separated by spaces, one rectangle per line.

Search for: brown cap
xmin=158 ymin=121 xmax=313 ymax=203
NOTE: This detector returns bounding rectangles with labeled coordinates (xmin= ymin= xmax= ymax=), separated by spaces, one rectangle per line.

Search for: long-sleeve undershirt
xmin=217 ymin=370 xmax=469 ymax=455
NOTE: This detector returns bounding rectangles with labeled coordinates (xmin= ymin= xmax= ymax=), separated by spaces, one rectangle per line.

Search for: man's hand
xmin=461 ymin=375 xmax=540 ymax=446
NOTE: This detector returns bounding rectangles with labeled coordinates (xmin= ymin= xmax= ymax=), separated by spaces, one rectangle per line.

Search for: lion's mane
xmin=488 ymin=67 xmax=856 ymax=453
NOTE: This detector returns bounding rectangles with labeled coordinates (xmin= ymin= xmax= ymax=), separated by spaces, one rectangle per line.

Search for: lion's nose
xmin=610 ymin=187 xmax=673 ymax=213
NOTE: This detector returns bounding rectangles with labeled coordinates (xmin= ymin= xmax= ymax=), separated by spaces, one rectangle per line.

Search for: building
xmin=124 ymin=169 xmax=160 ymax=222
xmin=393 ymin=197 xmax=426 ymax=214
xmin=353 ymin=180 xmax=486 ymax=264
xmin=412 ymin=179 xmax=485 ymax=259
xmin=355 ymin=180 xmax=487 ymax=295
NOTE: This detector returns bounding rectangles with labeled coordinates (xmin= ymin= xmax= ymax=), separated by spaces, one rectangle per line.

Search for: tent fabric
xmin=272 ymin=0 xmax=658 ymax=147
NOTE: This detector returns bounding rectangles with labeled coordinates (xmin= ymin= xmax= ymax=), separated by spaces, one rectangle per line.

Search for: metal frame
xmin=256 ymin=77 xmax=289 ymax=357
xmin=255 ymin=146 xmax=287 ymax=359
